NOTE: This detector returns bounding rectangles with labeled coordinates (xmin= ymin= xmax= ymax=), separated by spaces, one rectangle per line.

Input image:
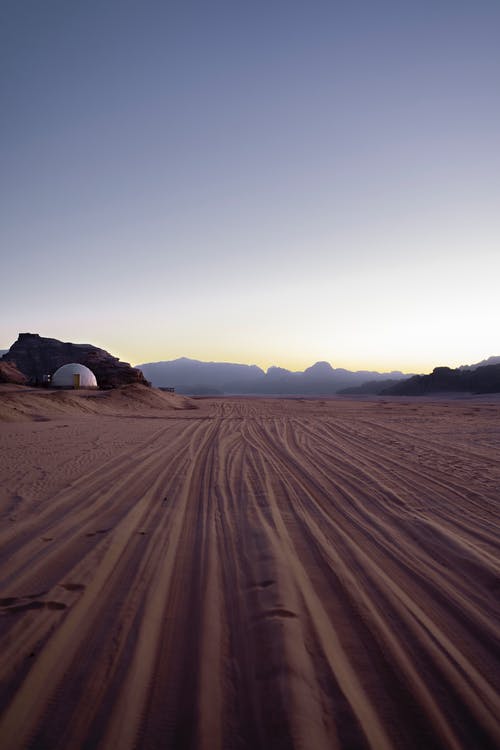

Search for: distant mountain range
xmin=136 ymin=357 xmax=410 ymax=395
xmin=137 ymin=354 xmax=500 ymax=396
xmin=3 ymin=340 xmax=499 ymax=395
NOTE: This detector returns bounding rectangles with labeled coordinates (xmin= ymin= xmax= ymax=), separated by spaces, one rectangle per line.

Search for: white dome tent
xmin=52 ymin=363 xmax=98 ymax=389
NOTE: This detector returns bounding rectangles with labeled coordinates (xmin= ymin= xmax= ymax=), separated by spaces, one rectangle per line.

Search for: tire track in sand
xmin=0 ymin=398 xmax=499 ymax=749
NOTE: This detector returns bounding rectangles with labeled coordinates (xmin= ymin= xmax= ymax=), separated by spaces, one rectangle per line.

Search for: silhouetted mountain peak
xmin=304 ymin=361 xmax=334 ymax=378
xmin=432 ymin=366 xmax=454 ymax=375
xmin=266 ymin=366 xmax=293 ymax=377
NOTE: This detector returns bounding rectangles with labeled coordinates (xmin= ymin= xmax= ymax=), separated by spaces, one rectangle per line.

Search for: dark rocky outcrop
xmin=1 ymin=333 xmax=149 ymax=388
xmin=382 ymin=364 xmax=500 ymax=395
xmin=0 ymin=360 xmax=28 ymax=385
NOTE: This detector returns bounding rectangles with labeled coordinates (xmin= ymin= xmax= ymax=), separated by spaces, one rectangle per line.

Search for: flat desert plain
xmin=0 ymin=385 xmax=499 ymax=749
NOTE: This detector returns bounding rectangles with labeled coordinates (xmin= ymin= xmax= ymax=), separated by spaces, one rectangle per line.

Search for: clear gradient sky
xmin=1 ymin=1 xmax=499 ymax=373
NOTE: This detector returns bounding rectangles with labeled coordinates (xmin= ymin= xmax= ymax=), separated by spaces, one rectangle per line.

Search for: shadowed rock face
xmin=1 ymin=333 xmax=149 ymax=388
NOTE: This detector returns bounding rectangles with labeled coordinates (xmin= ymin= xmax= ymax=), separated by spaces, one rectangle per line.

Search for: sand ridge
xmin=0 ymin=395 xmax=499 ymax=749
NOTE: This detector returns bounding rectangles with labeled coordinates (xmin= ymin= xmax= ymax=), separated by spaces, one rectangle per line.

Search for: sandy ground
xmin=0 ymin=387 xmax=499 ymax=749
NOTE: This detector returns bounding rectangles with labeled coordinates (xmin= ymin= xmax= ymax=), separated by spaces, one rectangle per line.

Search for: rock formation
xmin=1 ymin=333 xmax=149 ymax=388
xmin=383 ymin=363 xmax=500 ymax=395
xmin=0 ymin=360 xmax=28 ymax=385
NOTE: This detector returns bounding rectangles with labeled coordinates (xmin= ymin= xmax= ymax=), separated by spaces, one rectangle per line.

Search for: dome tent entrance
xmin=52 ymin=363 xmax=98 ymax=389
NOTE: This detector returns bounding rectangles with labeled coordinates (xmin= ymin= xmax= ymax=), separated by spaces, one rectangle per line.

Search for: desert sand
xmin=0 ymin=386 xmax=499 ymax=749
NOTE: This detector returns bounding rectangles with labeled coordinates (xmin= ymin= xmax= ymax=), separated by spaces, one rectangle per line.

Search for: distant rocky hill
xmin=338 ymin=355 xmax=500 ymax=396
xmin=459 ymin=355 xmax=500 ymax=370
xmin=382 ymin=364 xmax=500 ymax=395
xmin=2 ymin=333 xmax=149 ymax=388
xmin=137 ymin=357 xmax=408 ymax=395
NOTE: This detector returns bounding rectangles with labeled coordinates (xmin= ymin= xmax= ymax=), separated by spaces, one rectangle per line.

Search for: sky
xmin=1 ymin=1 xmax=499 ymax=373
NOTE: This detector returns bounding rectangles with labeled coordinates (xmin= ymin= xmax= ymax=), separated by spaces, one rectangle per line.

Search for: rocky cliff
xmin=1 ymin=333 xmax=149 ymax=388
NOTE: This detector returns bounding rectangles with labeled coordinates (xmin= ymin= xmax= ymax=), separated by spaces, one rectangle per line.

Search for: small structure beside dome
xmin=52 ymin=363 xmax=98 ymax=389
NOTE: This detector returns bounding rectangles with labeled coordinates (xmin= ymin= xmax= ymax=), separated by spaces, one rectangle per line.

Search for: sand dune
xmin=0 ymin=383 xmax=197 ymax=422
xmin=0 ymin=395 xmax=499 ymax=749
